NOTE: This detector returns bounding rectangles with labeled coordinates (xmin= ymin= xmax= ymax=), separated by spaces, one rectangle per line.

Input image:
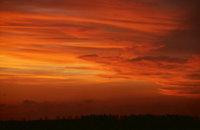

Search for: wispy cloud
xmin=0 ymin=0 xmax=200 ymax=111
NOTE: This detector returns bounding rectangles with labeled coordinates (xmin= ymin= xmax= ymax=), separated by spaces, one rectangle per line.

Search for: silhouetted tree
xmin=0 ymin=115 xmax=200 ymax=130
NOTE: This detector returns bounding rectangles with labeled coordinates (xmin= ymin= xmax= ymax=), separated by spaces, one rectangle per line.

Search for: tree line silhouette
xmin=1 ymin=115 xmax=200 ymax=130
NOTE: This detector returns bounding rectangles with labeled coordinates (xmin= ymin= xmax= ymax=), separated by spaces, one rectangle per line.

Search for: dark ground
xmin=1 ymin=115 xmax=200 ymax=130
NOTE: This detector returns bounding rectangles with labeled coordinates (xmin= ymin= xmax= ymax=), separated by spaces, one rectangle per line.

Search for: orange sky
xmin=0 ymin=0 xmax=200 ymax=119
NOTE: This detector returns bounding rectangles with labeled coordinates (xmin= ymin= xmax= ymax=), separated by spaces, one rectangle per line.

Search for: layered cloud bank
xmin=0 ymin=0 xmax=200 ymax=118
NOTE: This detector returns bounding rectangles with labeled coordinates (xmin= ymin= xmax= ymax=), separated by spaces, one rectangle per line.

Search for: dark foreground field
xmin=1 ymin=115 xmax=200 ymax=130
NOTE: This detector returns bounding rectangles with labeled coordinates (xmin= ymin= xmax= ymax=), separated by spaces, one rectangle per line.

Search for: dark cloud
xmin=130 ymin=56 xmax=187 ymax=63
xmin=159 ymin=0 xmax=200 ymax=55
xmin=79 ymin=54 xmax=98 ymax=59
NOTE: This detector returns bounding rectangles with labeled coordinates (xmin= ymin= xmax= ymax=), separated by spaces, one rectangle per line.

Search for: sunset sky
xmin=0 ymin=0 xmax=200 ymax=120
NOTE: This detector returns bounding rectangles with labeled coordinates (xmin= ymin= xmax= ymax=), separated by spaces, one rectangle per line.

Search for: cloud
xmin=79 ymin=53 xmax=200 ymax=97
xmin=0 ymin=0 xmax=200 ymax=107
xmin=130 ymin=56 xmax=187 ymax=64
xmin=160 ymin=85 xmax=200 ymax=97
xmin=158 ymin=0 xmax=200 ymax=55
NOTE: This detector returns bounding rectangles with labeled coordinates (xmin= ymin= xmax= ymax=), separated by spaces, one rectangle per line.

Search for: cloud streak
xmin=0 ymin=0 xmax=200 ymax=118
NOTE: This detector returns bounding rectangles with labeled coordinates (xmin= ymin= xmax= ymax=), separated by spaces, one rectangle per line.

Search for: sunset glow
xmin=0 ymin=0 xmax=200 ymax=120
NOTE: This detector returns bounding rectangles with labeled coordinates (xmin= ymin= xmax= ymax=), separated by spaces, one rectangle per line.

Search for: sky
xmin=0 ymin=0 xmax=200 ymax=120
